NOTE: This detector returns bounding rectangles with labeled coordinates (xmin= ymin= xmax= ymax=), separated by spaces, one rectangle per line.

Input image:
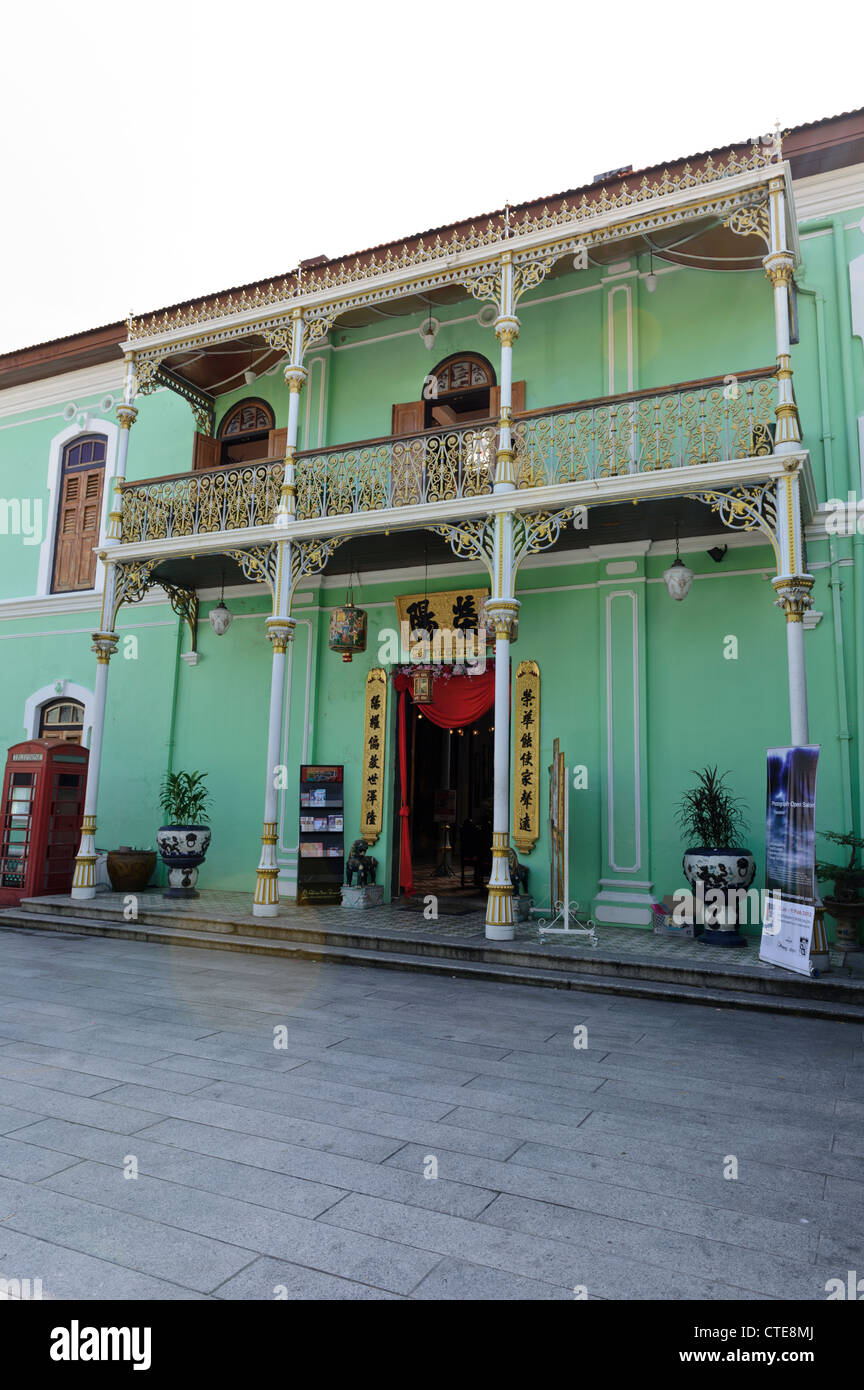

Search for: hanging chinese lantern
xmin=412 ymin=669 xmax=434 ymax=704
xmin=329 ymin=579 xmax=367 ymax=662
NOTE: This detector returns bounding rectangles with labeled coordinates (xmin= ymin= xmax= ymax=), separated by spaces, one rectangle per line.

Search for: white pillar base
xmin=252 ymin=900 xmax=280 ymax=918
xmin=70 ymin=884 xmax=97 ymax=901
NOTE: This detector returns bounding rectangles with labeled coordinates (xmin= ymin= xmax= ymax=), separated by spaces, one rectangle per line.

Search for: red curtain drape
xmin=402 ymin=668 xmax=495 ymax=729
xmin=392 ymin=669 xmax=495 ymax=896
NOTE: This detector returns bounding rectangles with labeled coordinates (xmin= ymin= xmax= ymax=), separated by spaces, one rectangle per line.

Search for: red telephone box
xmin=0 ymin=740 xmax=90 ymax=906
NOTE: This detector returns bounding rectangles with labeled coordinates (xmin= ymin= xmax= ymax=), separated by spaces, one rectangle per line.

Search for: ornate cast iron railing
xmin=512 ymin=373 xmax=775 ymax=488
xmin=120 ymin=370 xmax=776 ymax=541
xmin=296 ymin=422 xmax=497 ymax=519
xmin=120 ymin=461 xmax=284 ymax=543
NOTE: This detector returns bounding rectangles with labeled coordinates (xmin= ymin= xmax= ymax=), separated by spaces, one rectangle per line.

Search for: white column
xmin=786 ymin=618 xmax=810 ymax=745
xmin=773 ymin=469 xmax=813 ymax=746
xmin=764 ymin=177 xmax=802 ymax=455
xmin=493 ymin=253 xmax=519 ymax=492
xmin=71 ymin=564 xmax=119 ymax=898
xmin=276 ymin=310 xmax=307 ymax=525
xmin=253 ymin=541 xmax=295 ymax=915
xmin=107 ymin=356 xmax=138 ymax=543
xmin=484 ymin=512 xmax=519 ymax=940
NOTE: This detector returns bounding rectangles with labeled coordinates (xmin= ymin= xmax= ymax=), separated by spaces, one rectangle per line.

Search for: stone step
xmin=9 ymin=896 xmax=864 ymax=1007
xmin=1 ymin=908 xmax=863 ymax=1023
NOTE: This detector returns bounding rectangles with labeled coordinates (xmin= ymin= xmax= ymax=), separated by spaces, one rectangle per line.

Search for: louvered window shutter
xmin=52 ymin=467 xmax=104 ymax=592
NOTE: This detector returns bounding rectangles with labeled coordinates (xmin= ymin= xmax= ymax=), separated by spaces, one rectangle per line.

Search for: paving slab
xmin=0 ymin=927 xmax=861 ymax=1301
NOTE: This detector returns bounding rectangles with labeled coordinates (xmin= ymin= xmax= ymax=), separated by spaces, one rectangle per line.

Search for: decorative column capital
xmin=772 ymin=575 xmax=814 ymax=622
xmin=90 ymin=631 xmax=119 ymax=663
xmin=763 ymin=251 xmax=795 ymax=288
xmin=494 ymin=315 xmax=520 ymax=347
xmin=284 ymin=365 xmax=308 ymax=394
xmin=484 ymin=598 xmax=520 ymax=640
xmin=116 ymin=403 xmax=139 ymax=430
xmin=266 ymin=616 xmax=296 ymax=653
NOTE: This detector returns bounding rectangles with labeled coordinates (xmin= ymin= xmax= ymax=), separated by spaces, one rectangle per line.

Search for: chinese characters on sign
xmin=513 ymin=660 xmax=540 ymax=854
xmin=394 ymin=589 xmax=489 ymax=638
xmin=360 ymin=668 xmax=387 ymax=846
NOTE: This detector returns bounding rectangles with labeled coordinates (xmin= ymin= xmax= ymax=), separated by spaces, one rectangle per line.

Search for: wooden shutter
xmin=52 ymin=467 xmax=103 ymax=592
xmin=391 ymin=401 xmax=425 ymax=436
xmin=268 ymin=427 xmax=288 ymax=459
xmin=489 ymin=381 xmax=526 ymax=419
xmin=192 ymin=433 xmax=220 ymax=471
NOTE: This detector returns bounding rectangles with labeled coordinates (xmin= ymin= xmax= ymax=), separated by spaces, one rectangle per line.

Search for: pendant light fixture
xmin=420 ymin=298 xmax=439 ymax=351
xmin=209 ymin=569 xmax=233 ymax=636
xmin=645 ymin=247 xmax=658 ymax=293
xmin=663 ymin=523 xmax=694 ymax=601
xmin=329 ymin=550 xmax=367 ymax=662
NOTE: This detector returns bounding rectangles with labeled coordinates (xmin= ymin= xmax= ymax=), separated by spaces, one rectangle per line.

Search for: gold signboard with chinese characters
xmin=513 ymin=660 xmax=540 ymax=854
xmin=394 ymin=589 xmax=489 ymax=638
xmin=360 ymin=668 xmax=387 ymax=846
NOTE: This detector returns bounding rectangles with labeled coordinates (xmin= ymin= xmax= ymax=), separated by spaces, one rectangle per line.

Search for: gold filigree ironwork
xmin=161 ymin=582 xmax=199 ymax=651
xmin=513 ymin=508 xmax=580 ymax=563
xmin=112 ymin=558 xmax=161 ymax=623
xmin=428 ymin=519 xmax=496 ymax=579
xmin=512 ymin=375 xmax=775 ymax=487
xmin=121 ymin=462 xmax=284 ymax=542
xmin=126 ymin=143 xmax=781 ymax=344
xmin=227 ymin=545 xmax=279 ymax=594
xmin=687 ymin=481 xmax=780 ymax=561
xmin=724 ymin=200 xmax=771 ymax=248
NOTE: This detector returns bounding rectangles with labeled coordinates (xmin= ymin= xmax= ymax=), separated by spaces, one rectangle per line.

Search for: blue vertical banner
xmin=765 ymin=746 xmax=820 ymax=903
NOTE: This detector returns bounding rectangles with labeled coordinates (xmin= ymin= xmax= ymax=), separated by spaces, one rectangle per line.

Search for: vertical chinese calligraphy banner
xmin=360 ymin=668 xmax=387 ymax=846
xmin=513 ymin=660 xmax=540 ymax=854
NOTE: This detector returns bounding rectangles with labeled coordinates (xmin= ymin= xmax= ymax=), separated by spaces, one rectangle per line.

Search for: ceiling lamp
xmin=329 ymin=568 xmax=367 ymax=662
xmin=663 ymin=525 xmax=694 ymax=601
xmin=420 ymin=306 xmax=439 ymax=351
xmin=645 ymin=248 xmax=658 ymax=294
xmin=209 ymin=572 xmax=233 ymax=635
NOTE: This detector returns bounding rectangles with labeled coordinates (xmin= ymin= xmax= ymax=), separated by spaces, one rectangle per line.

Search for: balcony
xmin=119 ymin=369 xmax=777 ymax=544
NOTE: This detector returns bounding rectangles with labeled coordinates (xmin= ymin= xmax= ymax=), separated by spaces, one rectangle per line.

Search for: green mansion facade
xmin=1 ymin=110 xmax=863 ymax=941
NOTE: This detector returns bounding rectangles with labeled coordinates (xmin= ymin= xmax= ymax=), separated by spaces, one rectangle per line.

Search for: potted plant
xmin=106 ymin=845 xmax=157 ymax=893
xmin=675 ymin=766 xmax=754 ymax=947
xmin=156 ymin=771 xmax=212 ymax=899
xmin=816 ymin=831 xmax=864 ymax=952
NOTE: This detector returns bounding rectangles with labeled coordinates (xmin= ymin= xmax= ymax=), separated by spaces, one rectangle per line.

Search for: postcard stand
xmin=297 ymin=764 xmax=344 ymax=905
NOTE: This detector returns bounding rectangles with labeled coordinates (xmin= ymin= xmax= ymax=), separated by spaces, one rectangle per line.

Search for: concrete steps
xmin=2 ymin=897 xmax=863 ymax=1022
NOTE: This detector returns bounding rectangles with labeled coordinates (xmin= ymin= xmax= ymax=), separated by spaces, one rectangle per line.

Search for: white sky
xmin=1 ymin=0 xmax=861 ymax=357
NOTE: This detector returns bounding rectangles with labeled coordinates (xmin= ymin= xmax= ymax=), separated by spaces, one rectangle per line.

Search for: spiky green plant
xmin=675 ymin=766 xmax=749 ymax=848
xmin=159 ymin=771 xmax=211 ymax=826
xmin=816 ymin=830 xmax=864 ymax=902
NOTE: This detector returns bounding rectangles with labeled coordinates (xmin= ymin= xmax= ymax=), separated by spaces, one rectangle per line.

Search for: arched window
xmin=217 ymin=398 xmax=275 ymax=467
xmin=39 ymin=699 xmax=85 ymax=744
xmin=51 ymin=435 xmax=106 ymax=593
xmin=424 ymin=353 xmax=496 ymax=428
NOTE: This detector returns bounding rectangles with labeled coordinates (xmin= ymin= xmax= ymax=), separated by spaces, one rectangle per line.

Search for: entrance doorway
xmin=393 ymin=689 xmax=495 ymax=898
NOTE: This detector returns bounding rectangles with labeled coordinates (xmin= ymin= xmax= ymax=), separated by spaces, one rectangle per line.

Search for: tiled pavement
xmin=0 ymin=925 xmax=862 ymax=1300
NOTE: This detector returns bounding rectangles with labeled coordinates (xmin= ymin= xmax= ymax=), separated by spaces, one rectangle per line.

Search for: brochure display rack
xmin=297 ymin=764 xmax=344 ymax=905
